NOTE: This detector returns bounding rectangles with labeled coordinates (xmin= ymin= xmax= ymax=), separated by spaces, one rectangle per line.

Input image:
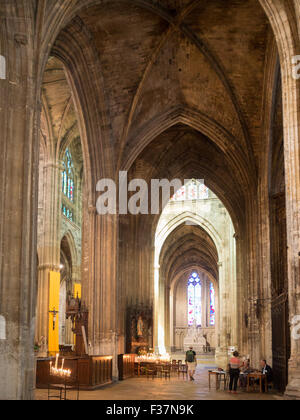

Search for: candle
xmin=55 ymin=353 xmax=59 ymax=369
xmin=61 ymin=359 xmax=64 ymax=370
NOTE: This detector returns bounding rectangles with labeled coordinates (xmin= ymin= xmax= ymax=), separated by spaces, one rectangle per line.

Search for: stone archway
xmin=153 ymin=194 xmax=237 ymax=369
xmin=59 ymin=232 xmax=78 ymax=349
xmin=169 ymin=267 xmax=219 ymax=353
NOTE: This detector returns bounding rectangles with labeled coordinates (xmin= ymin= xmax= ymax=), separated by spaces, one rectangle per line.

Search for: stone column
xmin=0 ymin=10 xmax=38 ymax=400
xmin=164 ymin=285 xmax=171 ymax=353
xmin=283 ymin=65 xmax=300 ymax=400
xmin=258 ymin=0 xmax=300 ymax=399
xmin=158 ymin=271 xmax=166 ymax=354
xmin=215 ymin=261 xmax=229 ymax=369
xmin=229 ymin=225 xmax=238 ymax=350
xmin=169 ymin=287 xmax=174 ymax=351
xmin=86 ymin=209 xmax=119 ymax=379
xmin=153 ymin=264 xmax=160 ymax=352
xmin=35 ymin=160 xmax=62 ymax=356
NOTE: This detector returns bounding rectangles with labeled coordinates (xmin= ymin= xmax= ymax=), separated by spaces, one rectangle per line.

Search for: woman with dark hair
xmin=228 ymin=351 xmax=243 ymax=394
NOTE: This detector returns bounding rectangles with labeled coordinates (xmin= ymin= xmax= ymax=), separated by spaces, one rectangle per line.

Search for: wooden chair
xmin=161 ymin=364 xmax=171 ymax=380
xmin=139 ymin=362 xmax=148 ymax=376
xmin=178 ymin=364 xmax=188 ymax=379
xmin=225 ymin=371 xmax=230 ymax=390
xmin=146 ymin=363 xmax=157 ymax=380
xmin=218 ymin=371 xmax=228 ymax=390
xmin=171 ymin=360 xmax=179 ymax=374
xmin=155 ymin=364 xmax=163 ymax=378
xmin=177 ymin=360 xmax=183 ymax=373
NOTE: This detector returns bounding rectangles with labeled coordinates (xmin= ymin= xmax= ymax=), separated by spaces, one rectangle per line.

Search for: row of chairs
xmin=171 ymin=360 xmax=188 ymax=377
xmin=137 ymin=360 xmax=189 ymax=380
xmin=140 ymin=363 xmax=171 ymax=379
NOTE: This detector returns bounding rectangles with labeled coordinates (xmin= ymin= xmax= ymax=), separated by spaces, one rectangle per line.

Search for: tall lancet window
xmin=62 ymin=148 xmax=74 ymax=202
xmin=209 ymin=282 xmax=216 ymax=326
xmin=187 ymin=272 xmax=202 ymax=326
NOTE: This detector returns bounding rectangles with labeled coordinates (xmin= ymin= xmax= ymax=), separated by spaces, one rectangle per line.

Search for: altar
xmin=183 ymin=323 xmax=207 ymax=353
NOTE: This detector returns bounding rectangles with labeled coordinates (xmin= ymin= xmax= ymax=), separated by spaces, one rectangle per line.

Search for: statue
xmin=126 ymin=305 xmax=153 ymax=353
xmin=37 ymin=335 xmax=47 ymax=356
xmin=137 ymin=316 xmax=144 ymax=337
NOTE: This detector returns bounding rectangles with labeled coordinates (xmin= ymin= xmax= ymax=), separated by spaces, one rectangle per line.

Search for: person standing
xmin=186 ymin=347 xmax=197 ymax=381
xmin=228 ymin=351 xmax=242 ymax=394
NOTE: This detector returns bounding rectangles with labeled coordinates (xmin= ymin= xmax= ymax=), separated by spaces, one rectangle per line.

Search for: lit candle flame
xmin=135 ymin=353 xmax=171 ymax=363
xmin=50 ymin=356 xmax=71 ymax=378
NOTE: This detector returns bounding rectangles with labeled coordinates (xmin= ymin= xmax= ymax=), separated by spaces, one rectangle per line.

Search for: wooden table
xmin=208 ymin=370 xmax=227 ymax=390
xmin=247 ymin=372 xmax=268 ymax=393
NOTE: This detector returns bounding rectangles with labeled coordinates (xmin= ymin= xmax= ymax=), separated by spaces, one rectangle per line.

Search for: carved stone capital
xmin=14 ymin=33 xmax=28 ymax=45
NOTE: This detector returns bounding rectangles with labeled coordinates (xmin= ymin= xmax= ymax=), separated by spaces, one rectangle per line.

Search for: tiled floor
xmin=35 ymin=364 xmax=282 ymax=400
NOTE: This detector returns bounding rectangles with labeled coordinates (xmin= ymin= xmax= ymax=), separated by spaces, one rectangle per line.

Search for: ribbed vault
xmin=159 ymin=224 xmax=219 ymax=285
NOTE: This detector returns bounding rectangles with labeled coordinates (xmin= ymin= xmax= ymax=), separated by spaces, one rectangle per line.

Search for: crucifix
xmin=49 ymin=307 xmax=59 ymax=331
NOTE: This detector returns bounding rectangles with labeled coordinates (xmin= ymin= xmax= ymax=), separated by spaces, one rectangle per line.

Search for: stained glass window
xmin=62 ymin=148 xmax=74 ymax=202
xmin=209 ymin=282 xmax=215 ymax=326
xmin=187 ymin=272 xmax=202 ymax=326
xmin=61 ymin=204 xmax=73 ymax=222
xmin=199 ymin=183 xmax=209 ymax=199
xmin=171 ymin=180 xmax=209 ymax=201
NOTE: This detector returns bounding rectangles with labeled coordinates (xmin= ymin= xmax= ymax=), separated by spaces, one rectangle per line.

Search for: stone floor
xmin=35 ymin=363 xmax=283 ymax=401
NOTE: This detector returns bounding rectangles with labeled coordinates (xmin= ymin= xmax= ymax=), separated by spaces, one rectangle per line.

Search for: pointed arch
xmin=155 ymin=211 xmax=224 ymax=267
xmin=60 ymin=229 xmax=79 ymax=269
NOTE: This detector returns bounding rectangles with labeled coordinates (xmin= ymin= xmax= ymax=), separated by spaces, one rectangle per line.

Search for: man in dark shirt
xmin=186 ymin=347 xmax=197 ymax=381
xmin=260 ymin=360 xmax=273 ymax=390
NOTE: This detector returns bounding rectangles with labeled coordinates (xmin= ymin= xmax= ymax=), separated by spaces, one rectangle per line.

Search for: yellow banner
xmin=48 ymin=271 xmax=60 ymax=355
xmin=74 ymin=283 xmax=82 ymax=299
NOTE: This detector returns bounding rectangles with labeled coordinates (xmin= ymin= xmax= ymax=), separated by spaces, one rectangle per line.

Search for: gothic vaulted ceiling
xmin=159 ymin=223 xmax=219 ymax=283
xmin=73 ymin=0 xmax=271 ymax=165
xmin=43 ymin=0 xmax=278 ymax=231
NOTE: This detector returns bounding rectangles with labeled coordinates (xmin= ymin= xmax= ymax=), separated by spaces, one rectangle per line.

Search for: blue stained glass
xmin=62 ymin=148 xmax=75 ymax=202
xmin=194 ymin=283 xmax=202 ymax=326
xmin=62 ymin=170 xmax=67 ymax=195
xmin=62 ymin=203 xmax=73 ymax=222
xmin=187 ymin=272 xmax=202 ymax=326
